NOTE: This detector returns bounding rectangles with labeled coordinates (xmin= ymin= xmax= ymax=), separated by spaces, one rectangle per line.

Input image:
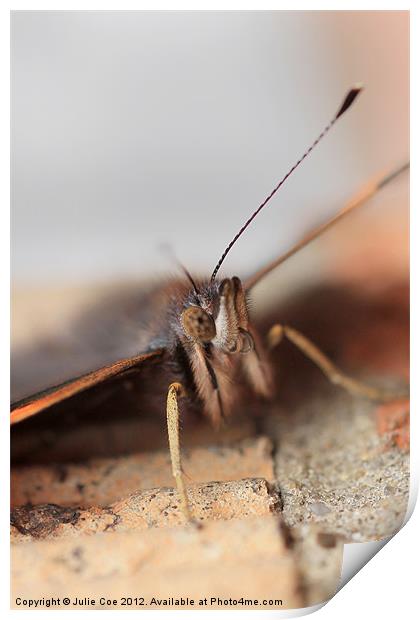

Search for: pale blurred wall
xmin=11 ymin=11 xmax=409 ymax=287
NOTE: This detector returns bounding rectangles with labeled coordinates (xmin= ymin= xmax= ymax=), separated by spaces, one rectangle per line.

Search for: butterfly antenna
xmin=160 ymin=243 xmax=199 ymax=292
xmin=180 ymin=265 xmax=199 ymax=293
xmin=210 ymin=84 xmax=364 ymax=282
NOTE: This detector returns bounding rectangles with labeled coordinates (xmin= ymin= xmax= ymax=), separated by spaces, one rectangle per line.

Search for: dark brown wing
xmin=11 ymin=349 xmax=164 ymax=425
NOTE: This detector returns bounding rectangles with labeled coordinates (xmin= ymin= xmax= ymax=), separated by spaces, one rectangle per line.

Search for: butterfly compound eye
xmin=181 ymin=306 xmax=216 ymax=343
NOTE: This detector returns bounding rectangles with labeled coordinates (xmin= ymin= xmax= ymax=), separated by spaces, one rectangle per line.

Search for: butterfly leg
xmin=267 ymin=324 xmax=408 ymax=401
xmin=166 ymin=382 xmax=193 ymax=522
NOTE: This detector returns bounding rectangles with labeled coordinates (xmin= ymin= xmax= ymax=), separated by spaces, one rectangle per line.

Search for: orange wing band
xmin=10 ymin=349 xmax=163 ymax=425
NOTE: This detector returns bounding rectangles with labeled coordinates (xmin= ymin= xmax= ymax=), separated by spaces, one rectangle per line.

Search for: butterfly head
xmin=180 ymin=276 xmax=254 ymax=354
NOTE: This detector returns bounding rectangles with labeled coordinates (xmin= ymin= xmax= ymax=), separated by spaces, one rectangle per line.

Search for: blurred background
xmin=11 ymin=10 xmax=409 ymax=347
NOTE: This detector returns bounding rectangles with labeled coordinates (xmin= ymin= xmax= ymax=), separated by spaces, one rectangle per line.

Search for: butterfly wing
xmin=11 ymin=348 xmax=165 ymax=425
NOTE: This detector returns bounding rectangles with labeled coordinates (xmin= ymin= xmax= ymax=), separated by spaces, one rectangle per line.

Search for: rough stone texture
xmin=11 ymin=477 xmax=279 ymax=542
xmin=266 ymin=392 xmax=409 ymax=542
xmin=11 ymin=516 xmax=304 ymax=609
xmin=288 ymin=524 xmax=344 ymax=607
xmin=11 ymin=437 xmax=274 ymax=508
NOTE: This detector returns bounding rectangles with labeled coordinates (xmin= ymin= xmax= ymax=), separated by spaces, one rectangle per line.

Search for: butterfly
xmin=11 ymin=85 xmax=409 ymax=520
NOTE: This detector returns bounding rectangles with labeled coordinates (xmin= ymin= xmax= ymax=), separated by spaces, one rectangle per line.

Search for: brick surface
xmin=376 ymin=398 xmax=410 ymax=451
xmin=11 ymin=437 xmax=274 ymax=508
xmin=11 ymin=516 xmax=303 ymax=610
xmin=11 ymin=478 xmax=279 ymax=542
